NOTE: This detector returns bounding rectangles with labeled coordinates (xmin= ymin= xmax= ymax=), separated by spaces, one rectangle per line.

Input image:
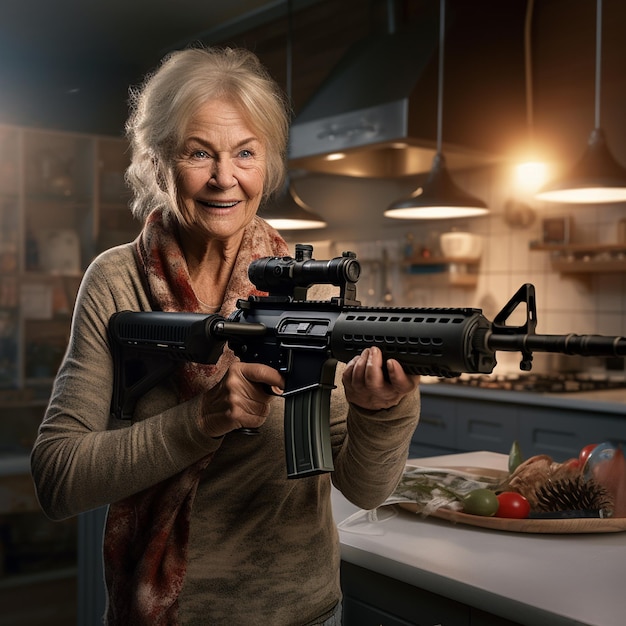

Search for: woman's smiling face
xmin=175 ymin=97 xmax=267 ymax=243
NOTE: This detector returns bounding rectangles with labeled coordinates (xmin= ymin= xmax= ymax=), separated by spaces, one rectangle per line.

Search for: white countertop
xmin=332 ymin=451 xmax=625 ymax=626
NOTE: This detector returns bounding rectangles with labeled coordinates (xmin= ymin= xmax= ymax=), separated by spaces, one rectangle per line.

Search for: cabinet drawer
xmin=409 ymin=442 xmax=458 ymax=460
xmin=413 ymin=396 xmax=456 ymax=448
xmin=518 ymin=408 xmax=626 ymax=461
xmin=343 ymin=597 xmax=417 ymax=626
xmin=341 ymin=561 xmax=469 ymax=626
xmin=456 ymin=402 xmax=517 ymax=454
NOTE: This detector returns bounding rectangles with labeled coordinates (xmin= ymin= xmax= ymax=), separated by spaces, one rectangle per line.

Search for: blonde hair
xmin=125 ymin=46 xmax=290 ymax=222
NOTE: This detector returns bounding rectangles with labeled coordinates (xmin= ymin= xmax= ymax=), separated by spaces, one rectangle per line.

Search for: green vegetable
xmin=508 ymin=440 xmax=524 ymax=474
xmin=462 ymin=489 xmax=499 ymax=516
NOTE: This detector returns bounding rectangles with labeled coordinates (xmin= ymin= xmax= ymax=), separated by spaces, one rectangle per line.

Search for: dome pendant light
xmin=385 ymin=0 xmax=488 ymax=220
xmin=261 ymin=179 xmax=327 ymax=230
xmin=261 ymin=0 xmax=327 ymax=230
xmin=536 ymin=0 xmax=626 ymax=204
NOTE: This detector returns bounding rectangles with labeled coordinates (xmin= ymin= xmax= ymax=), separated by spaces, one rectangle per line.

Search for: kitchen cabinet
xmin=456 ymin=400 xmax=517 ymax=453
xmin=0 ymin=124 xmax=136 ymax=411
xmin=529 ymin=242 xmax=626 ymax=274
xmin=411 ymin=394 xmax=520 ymax=458
xmin=341 ymin=562 xmax=522 ymax=626
xmin=412 ymin=386 xmax=626 ymax=462
xmin=0 ymin=124 xmax=137 ymax=596
xmin=517 ymin=406 xmax=626 ymax=460
xmin=408 ymin=396 xmax=458 ymax=458
xmin=0 ymin=456 xmax=78 ymax=619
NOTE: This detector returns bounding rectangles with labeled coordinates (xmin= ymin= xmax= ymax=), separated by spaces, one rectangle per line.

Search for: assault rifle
xmin=108 ymin=244 xmax=626 ymax=478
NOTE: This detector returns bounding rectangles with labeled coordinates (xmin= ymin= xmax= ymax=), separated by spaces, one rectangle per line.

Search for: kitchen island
xmin=333 ymin=451 xmax=624 ymax=626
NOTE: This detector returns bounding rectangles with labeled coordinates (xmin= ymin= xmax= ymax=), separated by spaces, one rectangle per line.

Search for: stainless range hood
xmin=288 ymin=3 xmax=525 ymax=178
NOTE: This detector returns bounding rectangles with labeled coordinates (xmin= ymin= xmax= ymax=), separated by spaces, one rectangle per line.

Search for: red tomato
xmin=579 ymin=444 xmax=598 ymax=465
xmin=496 ymin=492 xmax=531 ymax=519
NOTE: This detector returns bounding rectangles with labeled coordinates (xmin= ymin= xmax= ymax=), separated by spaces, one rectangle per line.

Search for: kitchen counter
xmin=421 ymin=380 xmax=626 ymax=415
xmin=332 ymin=451 xmax=624 ymax=626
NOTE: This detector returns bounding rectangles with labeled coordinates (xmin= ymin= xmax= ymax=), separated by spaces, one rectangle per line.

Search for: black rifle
xmin=108 ymin=244 xmax=626 ymax=478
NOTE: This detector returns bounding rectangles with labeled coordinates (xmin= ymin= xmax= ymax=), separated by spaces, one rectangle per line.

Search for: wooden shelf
xmin=529 ymin=242 xmax=626 ymax=274
xmin=404 ymin=255 xmax=481 ymax=266
xmin=529 ymin=242 xmax=626 ymax=253
xmin=551 ymin=259 xmax=626 ymax=273
xmin=403 ymin=256 xmax=480 ymax=287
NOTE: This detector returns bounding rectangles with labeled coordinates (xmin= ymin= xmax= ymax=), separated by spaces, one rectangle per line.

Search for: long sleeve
xmin=329 ymin=371 xmax=420 ymax=510
xmin=30 ymin=245 xmax=223 ymax=520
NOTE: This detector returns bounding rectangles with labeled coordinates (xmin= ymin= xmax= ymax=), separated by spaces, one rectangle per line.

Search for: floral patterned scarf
xmin=103 ymin=208 xmax=289 ymax=625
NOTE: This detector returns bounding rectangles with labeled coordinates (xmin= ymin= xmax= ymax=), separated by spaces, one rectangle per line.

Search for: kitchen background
xmin=287 ymin=169 xmax=626 ymax=375
xmin=2 ymin=0 xmax=626 ymax=623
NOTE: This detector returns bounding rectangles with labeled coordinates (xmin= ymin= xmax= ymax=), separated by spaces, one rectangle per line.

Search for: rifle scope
xmin=248 ymin=243 xmax=360 ymax=296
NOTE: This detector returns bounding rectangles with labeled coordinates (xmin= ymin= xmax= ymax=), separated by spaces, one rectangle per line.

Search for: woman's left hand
xmin=342 ymin=346 xmax=419 ymax=411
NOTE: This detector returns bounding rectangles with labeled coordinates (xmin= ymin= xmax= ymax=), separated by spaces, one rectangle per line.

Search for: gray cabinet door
xmin=517 ymin=407 xmax=626 ymax=462
xmin=456 ymin=400 xmax=517 ymax=454
xmin=412 ymin=395 xmax=457 ymax=449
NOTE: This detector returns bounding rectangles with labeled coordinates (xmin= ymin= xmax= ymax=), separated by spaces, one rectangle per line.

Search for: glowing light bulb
xmin=514 ymin=161 xmax=549 ymax=194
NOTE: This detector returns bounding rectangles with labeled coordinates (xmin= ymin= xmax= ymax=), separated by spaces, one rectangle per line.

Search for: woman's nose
xmin=208 ymin=159 xmax=236 ymax=189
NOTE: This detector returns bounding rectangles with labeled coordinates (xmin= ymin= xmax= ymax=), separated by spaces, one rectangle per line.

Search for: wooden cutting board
xmin=395 ymin=464 xmax=626 ymax=533
xmin=397 ymin=502 xmax=626 ymax=533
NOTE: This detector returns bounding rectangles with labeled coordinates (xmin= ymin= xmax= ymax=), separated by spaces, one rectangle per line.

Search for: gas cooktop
xmin=437 ymin=373 xmax=626 ymax=394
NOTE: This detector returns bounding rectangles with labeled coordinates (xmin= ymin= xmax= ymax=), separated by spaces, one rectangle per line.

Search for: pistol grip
xmin=284 ymin=385 xmax=334 ymax=478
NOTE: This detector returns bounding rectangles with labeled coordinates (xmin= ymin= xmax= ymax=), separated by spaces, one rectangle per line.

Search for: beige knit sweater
xmin=31 ymin=235 xmax=420 ymax=625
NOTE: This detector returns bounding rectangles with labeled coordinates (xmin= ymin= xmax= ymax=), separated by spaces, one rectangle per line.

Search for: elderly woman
xmin=30 ymin=47 xmax=420 ymax=626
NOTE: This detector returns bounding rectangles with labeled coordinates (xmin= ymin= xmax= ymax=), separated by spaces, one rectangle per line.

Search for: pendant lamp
xmin=262 ymin=0 xmax=327 ymax=230
xmin=262 ymin=179 xmax=327 ymax=230
xmin=535 ymin=0 xmax=626 ymax=204
xmin=385 ymin=0 xmax=488 ymax=220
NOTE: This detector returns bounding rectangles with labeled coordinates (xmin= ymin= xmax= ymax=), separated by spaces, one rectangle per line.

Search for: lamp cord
xmin=436 ymin=0 xmax=445 ymax=154
xmin=524 ymin=0 xmax=535 ymax=146
xmin=595 ymin=0 xmax=602 ymax=129
xmin=286 ymin=0 xmax=293 ymax=107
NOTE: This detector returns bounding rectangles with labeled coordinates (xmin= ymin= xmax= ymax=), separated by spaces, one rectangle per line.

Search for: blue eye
xmin=239 ymin=149 xmax=253 ymax=159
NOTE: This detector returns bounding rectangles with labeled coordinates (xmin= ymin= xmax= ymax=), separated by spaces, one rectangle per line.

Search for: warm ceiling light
xmin=262 ymin=0 xmax=326 ymax=230
xmin=512 ymin=0 xmax=551 ymax=198
xmin=261 ymin=181 xmax=327 ymax=230
xmin=535 ymin=129 xmax=626 ymax=203
xmin=385 ymin=153 xmax=488 ymax=219
xmin=514 ymin=161 xmax=549 ymax=195
xmin=385 ymin=0 xmax=487 ymax=220
xmin=324 ymin=152 xmax=346 ymax=161
xmin=536 ymin=0 xmax=626 ymax=204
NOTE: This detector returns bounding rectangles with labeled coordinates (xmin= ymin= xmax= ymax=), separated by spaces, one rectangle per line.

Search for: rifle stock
xmin=108 ymin=245 xmax=626 ymax=478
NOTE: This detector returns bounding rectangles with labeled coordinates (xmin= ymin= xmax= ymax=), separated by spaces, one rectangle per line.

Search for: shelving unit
xmin=0 ymin=125 xmax=137 ymax=403
xmin=0 ymin=124 xmax=138 ymax=591
xmin=529 ymin=241 xmax=626 ymax=274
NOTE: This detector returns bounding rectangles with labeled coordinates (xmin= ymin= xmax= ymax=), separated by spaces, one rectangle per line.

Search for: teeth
xmin=200 ymin=200 xmax=238 ymax=208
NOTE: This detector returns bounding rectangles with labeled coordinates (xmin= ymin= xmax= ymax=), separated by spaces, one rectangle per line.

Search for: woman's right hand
xmin=199 ymin=361 xmax=284 ymax=438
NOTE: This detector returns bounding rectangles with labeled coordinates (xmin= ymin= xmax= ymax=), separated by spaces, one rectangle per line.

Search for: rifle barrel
xmin=487 ymin=333 xmax=626 ymax=357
